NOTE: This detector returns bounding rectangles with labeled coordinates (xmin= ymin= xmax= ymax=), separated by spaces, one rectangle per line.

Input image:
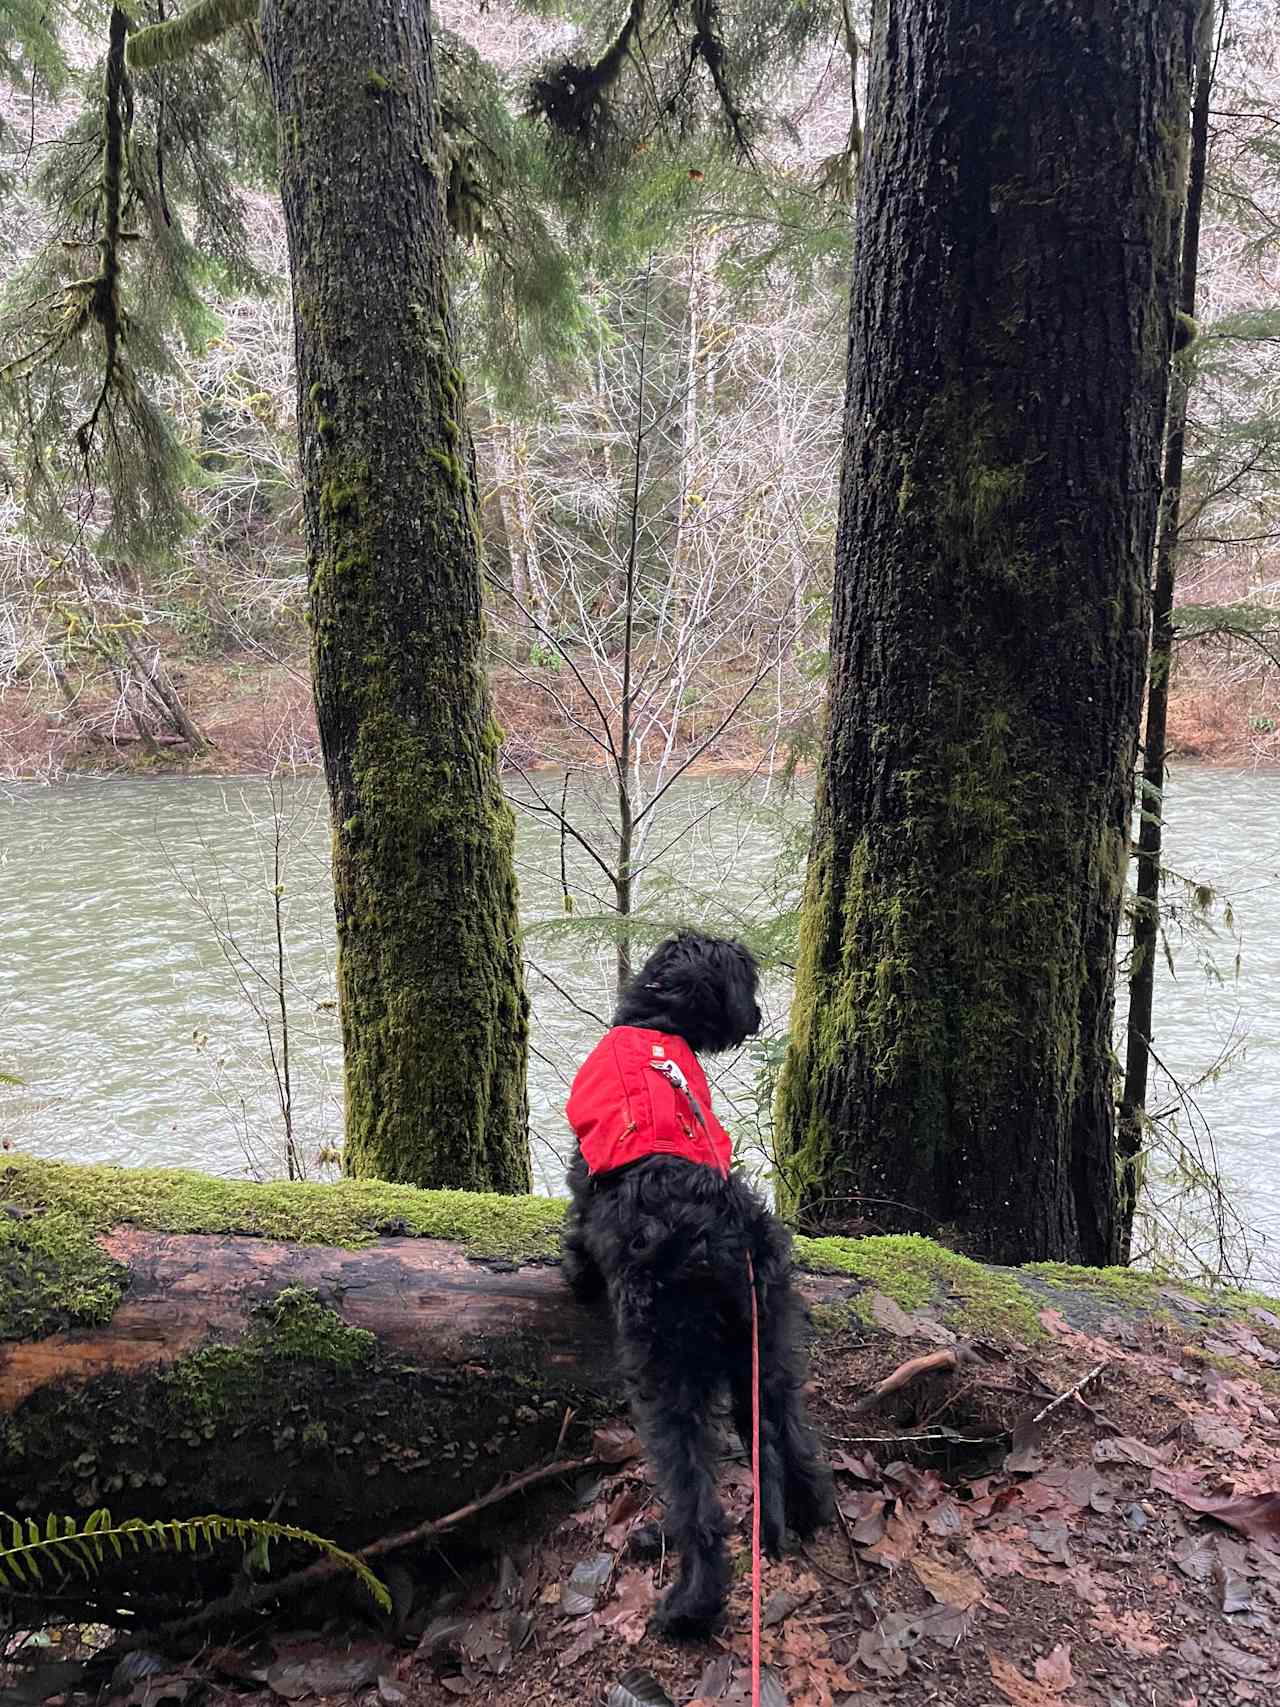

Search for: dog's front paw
xmin=650 ymin=1583 xmax=722 ymax=1641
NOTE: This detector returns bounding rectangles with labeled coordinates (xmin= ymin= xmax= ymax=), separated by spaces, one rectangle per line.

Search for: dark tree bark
xmin=1118 ymin=6 xmax=1216 ymax=1257
xmin=778 ymin=0 xmax=1198 ymax=1264
xmin=260 ymin=0 xmax=530 ymax=1191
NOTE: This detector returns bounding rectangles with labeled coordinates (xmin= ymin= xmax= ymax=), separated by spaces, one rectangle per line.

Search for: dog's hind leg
xmin=749 ymin=1235 xmax=834 ymax=1542
xmin=615 ymin=1285 xmax=731 ymax=1638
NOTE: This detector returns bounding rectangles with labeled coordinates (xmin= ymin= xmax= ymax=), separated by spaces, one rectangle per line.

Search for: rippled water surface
xmin=3 ymin=767 xmax=1278 ymax=1279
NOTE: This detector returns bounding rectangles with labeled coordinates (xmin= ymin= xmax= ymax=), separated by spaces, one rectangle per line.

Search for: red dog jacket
xmin=566 ymin=1027 xmax=732 ymax=1178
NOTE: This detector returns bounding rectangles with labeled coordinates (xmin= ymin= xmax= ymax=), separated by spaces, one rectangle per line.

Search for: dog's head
xmin=612 ymin=931 xmax=762 ymax=1055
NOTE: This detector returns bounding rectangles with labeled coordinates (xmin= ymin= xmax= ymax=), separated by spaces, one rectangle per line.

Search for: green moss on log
xmin=0 ymin=1155 xmax=565 ymax=1261
xmin=795 ymin=1231 xmax=1044 ymax=1341
xmin=164 ymin=1287 xmax=376 ymax=1425
xmin=0 ymin=1207 xmax=126 ymax=1339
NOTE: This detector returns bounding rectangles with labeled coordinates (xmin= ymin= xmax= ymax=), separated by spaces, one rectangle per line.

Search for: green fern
xmin=0 ymin=1509 xmax=390 ymax=1609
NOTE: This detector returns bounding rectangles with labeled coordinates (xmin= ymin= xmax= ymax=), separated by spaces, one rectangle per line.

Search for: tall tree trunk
xmin=777 ymin=0 xmax=1197 ymax=1265
xmin=1118 ymin=6 xmax=1216 ymax=1259
xmin=260 ymin=0 xmax=530 ymax=1192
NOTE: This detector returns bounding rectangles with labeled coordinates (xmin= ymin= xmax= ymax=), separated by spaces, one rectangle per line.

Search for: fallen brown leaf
xmin=911 ymin=1554 xmax=984 ymax=1610
xmin=598 ymin=1569 xmax=657 ymax=1644
xmin=558 ymin=1624 xmax=603 ymax=1670
xmin=594 ymin=1424 xmax=643 ymax=1464
xmin=964 ymin=1532 xmax=1026 ymax=1578
xmin=1152 ymin=1470 xmax=1280 ymax=1540
xmin=988 ymin=1647 xmax=1069 ymax=1706
xmin=1093 ymin=1434 xmax=1174 ymax=1469
xmin=1033 ymin=1644 xmax=1073 ymax=1691
xmin=1089 ymin=1606 xmax=1165 ymax=1657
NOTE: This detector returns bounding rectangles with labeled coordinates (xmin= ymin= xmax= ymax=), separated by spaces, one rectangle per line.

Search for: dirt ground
xmin=4 ymin=650 xmax=1279 ymax=779
xmin=10 ymin=1290 xmax=1279 ymax=1707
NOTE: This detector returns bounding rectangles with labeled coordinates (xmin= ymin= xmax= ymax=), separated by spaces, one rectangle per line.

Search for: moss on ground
xmin=1026 ymin=1260 xmax=1280 ymax=1321
xmin=794 ymin=1232 xmax=1045 ymax=1341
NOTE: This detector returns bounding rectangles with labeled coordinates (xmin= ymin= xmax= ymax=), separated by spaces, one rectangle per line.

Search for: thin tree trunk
xmin=1118 ymin=5 xmax=1216 ymax=1259
xmin=490 ymin=417 xmax=543 ymax=640
xmin=260 ymin=0 xmax=530 ymax=1192
xmin=613 ymin=264 xmax=653 ymax=997
xmin=778 ymin=0 xmax=1197 ymax=1264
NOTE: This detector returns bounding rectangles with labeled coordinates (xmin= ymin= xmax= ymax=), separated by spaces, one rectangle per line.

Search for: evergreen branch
xmin=689 ymin=0 xmax=754 ymax=160
xmin=0 ymin=1509 xmax=390 ymax=1610
xmin=126 ymin=0 xmax=258 ymax=73
xmin=527 ymin=0 xmax=645 ymax=154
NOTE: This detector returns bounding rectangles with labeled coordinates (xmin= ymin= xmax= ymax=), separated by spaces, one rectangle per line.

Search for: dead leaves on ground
xmin=53 ymin=1296 xmax=1280 ymax=1707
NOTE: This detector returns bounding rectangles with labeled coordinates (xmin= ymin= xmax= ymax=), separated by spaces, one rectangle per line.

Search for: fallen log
xmin=5 ymin=1154 xmax=1270 ymax=1555
xmin=1 ymin=1155 xmax=925 ymax=1544
xmin=1 ymin=1159 xmax=623 ymax=1533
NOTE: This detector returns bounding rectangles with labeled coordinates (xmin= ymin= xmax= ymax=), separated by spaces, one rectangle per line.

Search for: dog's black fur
xmin=562 ymin=932 xmax=833 ymax=1638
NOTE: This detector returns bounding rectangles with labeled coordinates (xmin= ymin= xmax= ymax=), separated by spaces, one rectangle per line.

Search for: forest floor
xmin=2 ymin=651 xmax=1278 ymax=779
xmin=11 ymin=1281 xmax=1280 ymax=1707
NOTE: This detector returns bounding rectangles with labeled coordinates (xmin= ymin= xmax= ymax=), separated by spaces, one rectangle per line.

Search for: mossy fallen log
xmin=3 ymin=1156 xmax=1276 ymax=1548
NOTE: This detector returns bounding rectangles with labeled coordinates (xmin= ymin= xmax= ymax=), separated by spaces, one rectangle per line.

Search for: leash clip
xmin=649 ymin=1058 xmax=708 ymax=1129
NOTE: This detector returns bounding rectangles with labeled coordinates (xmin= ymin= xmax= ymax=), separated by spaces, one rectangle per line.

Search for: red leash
xmin=746 ymin=1252 xmax=761 ymax=1707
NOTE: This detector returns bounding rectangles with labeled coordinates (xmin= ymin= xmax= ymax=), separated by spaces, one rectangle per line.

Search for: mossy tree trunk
xmin=260 ymin=0 xmax=530 ymax=1191
xmin=777 ymin=0 xmax=1198 ymax=1265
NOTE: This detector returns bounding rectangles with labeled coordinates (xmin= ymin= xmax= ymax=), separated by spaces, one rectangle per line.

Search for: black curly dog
xmin=561 ymin=932 xmax=832 ymax=1637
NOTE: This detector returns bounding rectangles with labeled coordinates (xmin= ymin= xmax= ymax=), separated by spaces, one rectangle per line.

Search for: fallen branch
xmin=850 ymin=1343 xmax=988 ymax=1416
xmin=1031 ymin=1361 xmax=1109 ymax=1426
xmin=142 ymin=1454 xmax=598 ymax=1645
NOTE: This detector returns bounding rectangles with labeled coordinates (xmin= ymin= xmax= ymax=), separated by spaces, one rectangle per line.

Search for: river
xmin=3 ymin=768 xmax=1278 ymax=1282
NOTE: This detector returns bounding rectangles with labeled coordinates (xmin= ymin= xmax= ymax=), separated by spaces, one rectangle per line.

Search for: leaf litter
xmin=33 ymin=1288 xmax=1280 ymax=1707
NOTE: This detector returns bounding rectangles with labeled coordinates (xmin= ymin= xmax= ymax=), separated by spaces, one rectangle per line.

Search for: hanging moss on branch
xmin=125 ymin=0 xmax=259 ymax=74
xmin=1 ymin=6 xmax=133 ymax=460
xmin=526 ymin=0 xmax=758 ymax=178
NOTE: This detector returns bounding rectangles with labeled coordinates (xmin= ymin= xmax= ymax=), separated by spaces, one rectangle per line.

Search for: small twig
xmin=135 ymin=1454 xmax=597 ymax=1645
xmin=1031 ymin=1361 xmax=1109 ymax=1426
xmin=822 ymin=1429 xmax=1000 ymax=1446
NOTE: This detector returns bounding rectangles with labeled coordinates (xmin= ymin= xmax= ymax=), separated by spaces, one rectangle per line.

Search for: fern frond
xmin=0 ymin=1509 xmax=390 ymax=1610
